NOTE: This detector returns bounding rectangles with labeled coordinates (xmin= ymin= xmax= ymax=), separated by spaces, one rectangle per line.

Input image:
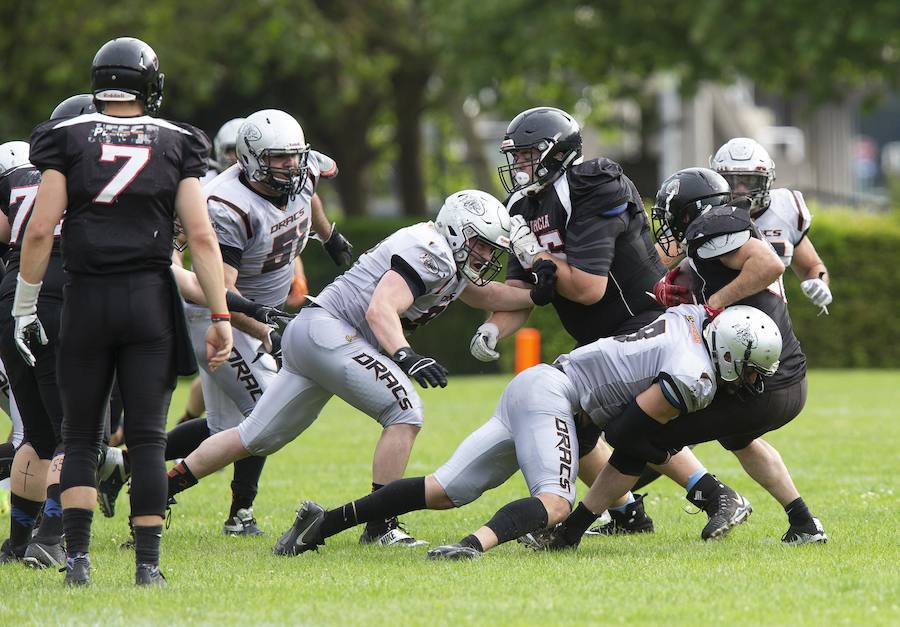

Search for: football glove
xmin=652 ymin=266 xmax=694 ymax=307
xmin=392 ymin=347 xmax=448 ymax=388
xmin=800 ymin=277 xmax=832 ymax=313
xmin=14 ymin=313 xmax=48 ymax=367
xmin=470 ymin=322 xmax=500 ymax=362
xmin=509 ymin=215 xmax=546 ymax=269
xmin=529 ymin=259 xmax=557 ymax=306
xmin=322 ymin=224 xmax=354 ymax=267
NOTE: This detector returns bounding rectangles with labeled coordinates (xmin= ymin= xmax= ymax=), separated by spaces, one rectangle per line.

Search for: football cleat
xmin=272 ymin=501 xmax=325 ymax=556
xmin=586 ymin=494 xmax=655 ymax=536
xmin=97 ymin=447 xmax=129 ymax=518
xmin=359 ymin=517 xmax=427 ymax=547
xmin=426 ymin=544 xmax=482 ymax=561
xmin=23 ymin=539 xmax=65 ymax=569
xmin=0 ymin=538 xmax=25 ymax=564
xmin=695 ymin=485 xmax=752 ymax=541
xmin=135 ymin=563 xmax=167 ymax=587
xmin=782 ymin=517 xmax=827 ymax=545
xmin=62 ymin=553 xmax=91 ymax=586
xmin=223 ymin=508 xmax=264 ymax=536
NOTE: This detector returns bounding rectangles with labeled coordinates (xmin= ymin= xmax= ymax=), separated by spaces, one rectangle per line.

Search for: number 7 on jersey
xmin=95 ymin=144 xmax=151 ymax=204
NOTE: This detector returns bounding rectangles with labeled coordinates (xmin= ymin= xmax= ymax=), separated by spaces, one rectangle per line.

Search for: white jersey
xmin=754 ymin=188 xmax=812 ymax=268
xmin=557 ymin=304 xmax=716 ymax=426
xmin=313 ymin=222 xmax=467 ymax=347
xmin=200 ymin=150 xmax=336 ymax=306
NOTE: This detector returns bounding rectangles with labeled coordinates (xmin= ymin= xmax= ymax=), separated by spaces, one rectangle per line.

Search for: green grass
xmin=1 ymin=371 xmax=898 ymax=626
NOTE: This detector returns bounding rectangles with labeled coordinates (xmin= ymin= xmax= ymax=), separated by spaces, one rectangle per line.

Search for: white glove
xmin=14 ymin=314 xmax=48 ymax=367
xmin=800 ymin=278 xmax=832 ymax=310
xmin=470 ymin=322 xmax=500 ymax=362
xmin=509 ymin=215 xmax=546 ymax=269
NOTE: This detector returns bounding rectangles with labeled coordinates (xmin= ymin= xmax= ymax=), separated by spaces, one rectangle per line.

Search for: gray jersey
xmin=202 ymin=150 xmax=337 ymax=306
xmin=754 ymin=188 xmax=812 ymax=267
xmin=313 ymin=222 xmax=467 ymax=346
xmin=557 ymin=304 xmax=716 ymax=426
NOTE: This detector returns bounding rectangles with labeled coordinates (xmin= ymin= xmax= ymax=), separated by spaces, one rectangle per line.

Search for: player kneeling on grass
xmin=272 ymin=303 xmax=779 ymax=560
xmin=165 ymin=189 xmax=557 ymax=546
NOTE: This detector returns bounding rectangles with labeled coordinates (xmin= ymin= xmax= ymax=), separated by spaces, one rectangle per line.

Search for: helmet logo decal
xmin=664 ymin=178 xmax=680 ymax=212
xmin=459 ymin=194 xmax=486 ymax=216
xmin=241 ymin=123 xmax=262 ymax=142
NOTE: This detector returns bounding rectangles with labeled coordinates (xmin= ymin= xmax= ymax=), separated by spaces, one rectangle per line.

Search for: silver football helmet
xmin=213 ymin=117 xmax=246 ymax=169
xmin=0 ymin=141 xmax=30 ymax=176
xmin=703 ymin=305 xmax=782 ymax=395
xmin=236 ymin=109 xmax=309 ymax=197
xmin=435 ymin=190 xmax=511 ymax=286
xmin=710 ymin=138 xmax=775 ymax=215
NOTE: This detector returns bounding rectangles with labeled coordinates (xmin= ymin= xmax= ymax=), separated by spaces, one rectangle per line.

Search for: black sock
xmin=459 ymin=534 xmax=484 ymax=552
xmin=561 ymin=502 xmax=599 ymax=544
xmin=133 ymin=524 xmax=163 ymax=566
xmin=165 ymin=418 xmax=210 ymax=460
xmin=483 ymin=497 xmax=549 ymax=545
xmin=229 ymin=455 xmax=266 ymax=517
xmin=63 ymin=508 xmax=94 ymax=556
xmin=364 ymin=482 xmax=389 ymax=536
xmin=167 ymin=461 xmax=198 ymax=497
xmin=686 ymin=473 xmax=723 ymax=507
xmin=35 ymin=482 xmax=64 ymax=541
xmin=0 ymin=441 xmax=15 ymax=481
xmin=9 ymin=494 xmax=42 ymax=547
xmin=323 ymin=477 xmax=427 ymax=539
xmin=784 ymin=497 xmax=813 ymax=526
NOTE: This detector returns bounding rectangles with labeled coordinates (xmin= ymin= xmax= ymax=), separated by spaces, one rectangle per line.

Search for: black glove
xmin=323 ymin=225 xmax=353 ymax=266
xmin=225 ymin=291 xmax=295 ymax=328
xmin=392 ymin=347 xmax=448 ymax=389
xmin=529 ymin=259 xmax=557 ymax=306
xmin=253 ymin=330 xmax=283 ymax=369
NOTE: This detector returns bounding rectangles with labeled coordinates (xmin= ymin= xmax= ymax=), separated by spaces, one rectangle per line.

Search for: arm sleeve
xmin=390 ymin=254 xmax=427 ymax=299
xmin=28 ymin=122 xmax=67 ymax=173
xmin=220 ymin=244 xmax=243 ymax=270
xmin=177 ymin=123 xmax=211 ymax=180
xmin=657 ymin=371 xmax=716 ymax=415
xmin=564 ymin=211 xmax=627 ymax=276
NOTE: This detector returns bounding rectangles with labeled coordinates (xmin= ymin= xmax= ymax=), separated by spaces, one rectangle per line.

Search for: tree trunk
xmin=392 ymin=66 xmax=431 ymax=216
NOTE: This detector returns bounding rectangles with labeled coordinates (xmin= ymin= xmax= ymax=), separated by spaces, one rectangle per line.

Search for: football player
xmin=272 ymin=304 xmax=780 ymax=559
xmin=645 ymin=168 xmax=826 ymax=544
xmin=478 ymin=107 xmax=745 ymax=537
xmin=711 ymin=138 xmax=831 ymax=312
xmin=166 ymin=190 xmax=557 ymax=547
xmin=14 ymin=37 xmax=232 ymax=586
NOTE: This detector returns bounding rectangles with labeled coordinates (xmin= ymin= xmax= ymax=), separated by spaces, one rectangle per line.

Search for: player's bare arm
xmin=535 ymin=253 xmax=608 ymax=305
xmin=791 ymin=237 xmax=828 ymax=282
xmin=459 ymin=280 xmax=533 ymax=311
xmin=366 ymin=270 xmax=416 ymax=355
xmin=706 ymin=237 xmax=784 ymax=309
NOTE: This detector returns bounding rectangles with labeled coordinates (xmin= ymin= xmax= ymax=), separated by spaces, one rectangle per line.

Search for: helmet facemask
xmin=498 ymin=139 xmax=577 ymax=196
xmin=720 ymin=172 xmax=772 ymax=216
xmin=455 ymin=227 xmax=507 ymax=286
xmin=247 ymin=144 xmax=310 ymax=199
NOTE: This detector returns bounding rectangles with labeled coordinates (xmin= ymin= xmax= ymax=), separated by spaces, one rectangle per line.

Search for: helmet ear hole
xmin=722 ymin=351 xmax=733 ymax=364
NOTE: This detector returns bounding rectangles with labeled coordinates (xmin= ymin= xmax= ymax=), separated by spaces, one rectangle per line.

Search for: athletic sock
xmin=458 ymin=534 xmax=484 ymax=552
xmin=685 ymin=467 xmax=709 ymax=493
xmin=9 ymin=494 xmax=42 ymax=547
xmin=784 ymin=497 xmax=814 ymax=526
xmin=63 ymin=508 xmax=94 ymax=556
xmin=229 ymin=455 xmax=265 ymax=517
xmin=364 ymin=482 xmax=389 ymax=537
xmin=323 ymin=477 xmax=427 ymax=539
xmin=609 ymin=492 xmax=636 ymax=514
xmin=133 ymin=524 xmax=163 ymax=567
xmin=560 ymin=502 xmax=599 ymax=544
xmin=35 ymin=483 xmax=63 ymax=541
xmin=686 ymin=473 xmax=722 ymax=507
xmin=167 ymin=461 xmax=198 ymax=497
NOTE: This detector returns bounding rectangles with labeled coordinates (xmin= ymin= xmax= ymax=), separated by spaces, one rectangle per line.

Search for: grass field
xmin=1 ymin=370 xmax=898 ymax=626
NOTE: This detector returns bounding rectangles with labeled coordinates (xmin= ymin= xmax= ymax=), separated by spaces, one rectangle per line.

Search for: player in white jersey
xmin=269 ymin=304 xmax=780 ymax=559
xmin=711 ymin=138 xmax=832 ymax=312
xmin=98 ymin=109 xmax=351 ymax=536
xmin=166 ymin=189 xmax=557 ymax=547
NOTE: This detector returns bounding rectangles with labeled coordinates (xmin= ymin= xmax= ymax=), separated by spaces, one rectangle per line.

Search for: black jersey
xmin=505 ymin=157 xmax=665 ymax=345
xmin=28 ymin=112 xmax=210 ymax=275
xmin=684 ymin=203 xmax=806 ymax=390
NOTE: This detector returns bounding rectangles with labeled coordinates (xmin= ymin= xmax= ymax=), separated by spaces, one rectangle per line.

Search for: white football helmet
xmin=213 ymin=118 xmax=246 ymax=168
xmin=435 ymin=190 xmax=512 ymax=286
xmin=710 ymin=138 xmax=775 ymax=215
xmin=0 ymin=141 xmax=30 ymax=176
xmin=703 ymin=305 xmax=782 ymax=395
xmin=236 ymin=110 xmax=309 ymax=197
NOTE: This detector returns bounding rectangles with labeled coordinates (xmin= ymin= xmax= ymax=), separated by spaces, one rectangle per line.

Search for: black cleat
xmin=359 ymin=517 xmax=427 ymax=547
xmin=586 ymin=494 xmax=655 ymax=536
xmin=63 ymin=553 xmax=91 ymax=586
xmin=223 ymin=508 xmax=264 ymax=536
xmin=23 ymin=539 xmax=65 ymax=569
xmin=782 ymin=517 xmax=827 ymax=545
xmin=426 ymin=544 xmax=482 ymax=561
xmin=135 ymin=563 xmax=167 ymax=587
xmin=272 ymin=501 xmax=325 ymax=556
xmin=689 ymin=481 xmax=752 ymax=541
xmin=97 ymin=448 xmax=129 ymax=518
xmin=0 ymin=538 xmax=26 ymax=564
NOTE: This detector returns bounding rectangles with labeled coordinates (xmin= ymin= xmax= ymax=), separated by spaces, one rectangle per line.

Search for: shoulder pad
xmin=684 ymin=204 xmax=751 ymax=244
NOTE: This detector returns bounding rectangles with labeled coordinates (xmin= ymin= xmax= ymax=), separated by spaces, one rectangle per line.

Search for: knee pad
xmin=60 ymin=443 xmax=102 ymax=491
xmin=484 ymin=497 xmax=549 ymax=544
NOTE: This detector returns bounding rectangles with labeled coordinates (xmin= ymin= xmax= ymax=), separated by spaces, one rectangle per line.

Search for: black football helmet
xmin=91 ymin=37 xmax=164 ymax=115
xmin=50 ymin=94 xmax=97 ymax=120
xmin=651 ymin=167 xmax=732 ymax=254
xmin=498 ymin=106 xmax=582 ymax=195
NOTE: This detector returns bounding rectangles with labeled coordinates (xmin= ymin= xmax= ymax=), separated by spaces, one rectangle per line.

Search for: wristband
xmin=210 ymin=313 xmax=231 ymax=323
xmin=13 ymin=274 xmax=42 ymax=317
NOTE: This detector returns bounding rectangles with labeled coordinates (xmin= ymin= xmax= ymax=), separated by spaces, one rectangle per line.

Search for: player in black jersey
xmin=647 ymin=168 xmax=826 ymax=544
xmin=14 ymin=37 xmax=233 ymax=586
xmin=477 ymin=107 xmax=746 ymax=538
xmin=0 ymin=95 xmax=101 ymax=570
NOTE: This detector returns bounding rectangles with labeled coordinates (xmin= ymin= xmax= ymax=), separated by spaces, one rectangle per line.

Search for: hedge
xmin=298 ymin=209 xmax=900 ymax=373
